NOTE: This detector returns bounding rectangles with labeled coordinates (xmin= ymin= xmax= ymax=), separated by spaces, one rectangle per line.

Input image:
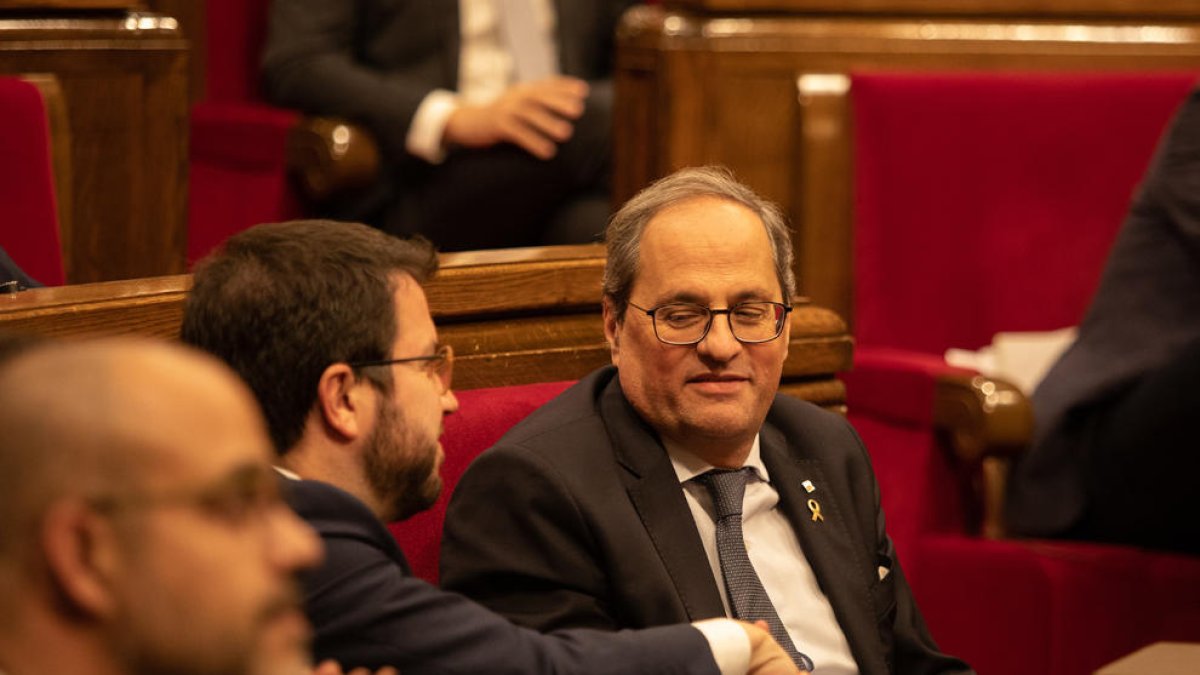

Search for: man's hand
xmin=311 ymin=659 xmax=398 ymax=675
xmin=443 ymin=76 xmax=589 ymax=159
xmin=742 ymin=621 xmax=809 ymax=675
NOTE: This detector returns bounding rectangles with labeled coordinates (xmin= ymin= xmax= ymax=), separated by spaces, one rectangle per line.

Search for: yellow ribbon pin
xmin=807 ymin=498 xmax=824 ymax=522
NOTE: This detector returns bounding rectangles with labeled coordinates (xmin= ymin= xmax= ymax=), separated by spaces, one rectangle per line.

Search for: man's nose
xmin=441 ymin=387 xmax=460 ymax=415
xmin=696 ymin=314 xmax=742 ymax=361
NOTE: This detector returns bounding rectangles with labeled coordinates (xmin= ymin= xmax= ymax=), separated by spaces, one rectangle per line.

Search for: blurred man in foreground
xmin=0 ymin=337 xmax=332 ymax=675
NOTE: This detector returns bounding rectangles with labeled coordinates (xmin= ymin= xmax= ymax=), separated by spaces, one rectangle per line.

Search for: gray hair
xmin=602 ymin=166 xmax=796 ymax=320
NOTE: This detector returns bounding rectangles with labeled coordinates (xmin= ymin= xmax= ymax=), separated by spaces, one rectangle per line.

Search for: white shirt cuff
xmin=692 ymin=618 xmax=751 ymax=675
xmin=405 ymin=89 xmax=459 ymax=164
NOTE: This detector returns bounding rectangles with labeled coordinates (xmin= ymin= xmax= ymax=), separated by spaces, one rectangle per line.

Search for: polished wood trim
xmin=933 ymin=373 xmax=1034 ymax=538
xmin=0 ymin=1 xmax=143 ymax=8
xmin=287 ymin=117 xmax=381 ymax=204
xmin=0 ymin=275 xmax=190 ymax=339
xmin=665 ymin=0 xmax=1200 ymax=19
xmin=632 ymin=13 xmax=1200 ymax=58
xmin=0 ymin=10 xmax=181 ymax=36
xmin=431 ymin=244 xmax=607 ymax=319
xmin=796 ymin=74 xmax=853 ymax=329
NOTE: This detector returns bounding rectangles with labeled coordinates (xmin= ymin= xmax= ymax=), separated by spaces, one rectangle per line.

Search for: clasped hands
xmin=743 ymin=620 xmax=811 ymax=675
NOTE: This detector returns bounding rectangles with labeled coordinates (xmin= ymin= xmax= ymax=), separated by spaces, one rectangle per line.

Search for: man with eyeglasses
xmin=0 ymin=336 xmax=339 ymax=675
xmin=441 ymin=167 xmax=972 ymax=675
xmin=181 ymin=219 xmax=803 ymax=675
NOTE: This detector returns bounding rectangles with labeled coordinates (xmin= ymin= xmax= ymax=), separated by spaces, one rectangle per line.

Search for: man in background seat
xmin=262 ymin=0 xmax=631 ymax=250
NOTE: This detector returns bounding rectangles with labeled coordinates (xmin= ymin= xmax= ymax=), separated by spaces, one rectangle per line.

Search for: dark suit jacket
xmin=1009 ymin=85 xmax=1200 ymax=536
xmin=441 ymin=367 xmax=971 ymax=675
xmin=261 ymin=0 xmax=631 ymax=163
xmin=281 ymin=476 xmax=721 ymax=674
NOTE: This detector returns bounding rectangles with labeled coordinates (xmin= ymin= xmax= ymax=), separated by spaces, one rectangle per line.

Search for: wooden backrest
xmin=0 ymin=244 xmax=852 ymax=399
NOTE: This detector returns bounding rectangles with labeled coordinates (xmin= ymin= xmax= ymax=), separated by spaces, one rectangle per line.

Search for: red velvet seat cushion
xmin=388 ymin=380 xmax=575 ymax=584
xmin=0 ymin=77 xmax=64 ymax=286
xmin=915 ymin=535 xmax=1200 ymax=675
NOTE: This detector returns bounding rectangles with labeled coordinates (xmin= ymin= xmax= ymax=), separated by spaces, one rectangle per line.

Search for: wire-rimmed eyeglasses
xmin=348 ymin=343 xmax=454 ymax=392
xmin=628 ymin=301 xmax=792 ymax=346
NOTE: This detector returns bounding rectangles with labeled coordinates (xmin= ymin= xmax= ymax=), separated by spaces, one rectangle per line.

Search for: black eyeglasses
xmin=348 ymin=343 xmax=454 ymax=393
xmin=628 ymin=301 xmax=792 ymax=345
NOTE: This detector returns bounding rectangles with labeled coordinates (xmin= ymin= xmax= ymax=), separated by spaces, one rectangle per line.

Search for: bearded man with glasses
xmin=442 ymin=167 xmax=972 ymax=675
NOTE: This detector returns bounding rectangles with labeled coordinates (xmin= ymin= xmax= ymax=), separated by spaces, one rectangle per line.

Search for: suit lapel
xmin=760 ymin=425 xmax=888 ymax=675
xmin=599 ymin=377 xmax=727 ymax=621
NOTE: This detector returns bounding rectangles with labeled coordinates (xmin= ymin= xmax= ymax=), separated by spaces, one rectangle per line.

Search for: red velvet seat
xmin=188 ymin=0 xmax=302 ymax=265
xmin=0 ymin=77 xmax=65 ymax=286
xmin=842 ymin=72 xmax=1200 ymax=675
xmin=388 ymin=380 xmax=575 ymax=584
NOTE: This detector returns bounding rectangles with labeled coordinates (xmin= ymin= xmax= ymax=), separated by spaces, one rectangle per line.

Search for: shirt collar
xmin=273 ymin=465 xmax=301 ymax=481
xmin=664 ymin=434 xmax=770 ymax=485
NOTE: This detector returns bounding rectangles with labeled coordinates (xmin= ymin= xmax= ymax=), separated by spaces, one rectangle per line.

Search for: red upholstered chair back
xmin=388 ymin=380 xmax=575 ymax=584
xmin=205 ymin=0 xmax=273 ymax=103
xmin=188 ymin=0 xmax=301 ymax=265
xmin=852 ymin=72 xmax=1196 ymax=354
xmin=0 ymin=77 xmax=65 ymax=287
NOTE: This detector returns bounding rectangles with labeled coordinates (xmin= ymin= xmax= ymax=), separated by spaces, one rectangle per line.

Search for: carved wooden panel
xmin=0 ymin=10 xmax=189 ymax=284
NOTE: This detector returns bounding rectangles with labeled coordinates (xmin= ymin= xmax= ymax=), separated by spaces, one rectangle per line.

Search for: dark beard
xmin=362 ymin=399 xmax=442 ymax=522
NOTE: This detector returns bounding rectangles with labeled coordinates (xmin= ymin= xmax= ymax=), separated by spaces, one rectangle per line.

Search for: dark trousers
xmin=1071 ymin=337 xmax=1200 ymax=554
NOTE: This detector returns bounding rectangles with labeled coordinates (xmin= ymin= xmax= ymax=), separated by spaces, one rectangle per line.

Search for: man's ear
xmin=602 ymin=297 xmax=622 ymax=365
xmin=316 ymin=363 xmax=371 ymax=441
xmin=41 ymin=499 xmax=121 ymax=619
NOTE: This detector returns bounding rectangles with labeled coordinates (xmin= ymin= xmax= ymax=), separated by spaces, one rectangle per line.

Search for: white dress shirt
xmin=667 ymin=435 xmax=860 ymax=675
xmin=406 ymin=0 xmax=558 ymax=163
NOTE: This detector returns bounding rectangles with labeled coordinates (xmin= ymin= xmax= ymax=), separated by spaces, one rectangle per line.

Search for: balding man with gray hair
xmin=442 ymin=166 xmax=972 ymax=675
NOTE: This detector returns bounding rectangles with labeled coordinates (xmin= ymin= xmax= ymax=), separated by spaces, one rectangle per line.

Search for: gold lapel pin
xmin=807 ymin=498 xmax=824 ymax=522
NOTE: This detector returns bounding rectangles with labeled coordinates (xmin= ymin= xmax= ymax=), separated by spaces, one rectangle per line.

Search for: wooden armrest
xmin=933 ymin=373 xmax=1034 ymax=539
xmin=286 ymin=116 xmax=381 ymax=204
